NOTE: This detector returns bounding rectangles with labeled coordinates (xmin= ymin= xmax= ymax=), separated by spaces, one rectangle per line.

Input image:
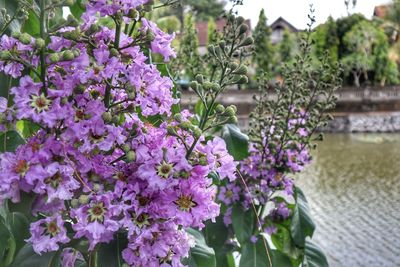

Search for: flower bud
xmin=126 ymin=151 xmax=136 ymax=162
xmin=146 ymin=31 xmax=155 ymax=42
xmin=72 ymin=48 xmax=81 ymax=57
xmin=189 ymin=81 xmax=199 ymax=90
xmin=193 ymin=127 xmax=202 ymax=139
xmin=19 ymin=33 xmax=32 ymax=45
xmin=11 ymin=31 xmax=21 ymax=39
xmin=236 ymin=16 xmax=245 ymax=25
xmin=128 ymin=9 xmax=139 ymax=19
xmin=219 ymin=41 xmax=226 ymax=49
xmin=89 ymin=23 xmax=100 ymax=34
xmin=121 ymin=144 xmax=131 ymax=153
xmin=179 ymin=121 xmax=191 ymax=131
xmin=67 ymin=14 xmax=79 ymax=27
xmin=238 ymin=36 xmax=254 ymax=47
xmin=237 ymin=75 xmax=249 ymax=84
xmin=224 ymin=106 xmax=236 ymax=117
xmin=62 ymin=50 xmax=75 ymax=61
xmin=207 ymin=45 xmax=216 ymax=56
xmin=78 ymin=194 xmax=90 ymax=204
xmin=215 ymin=104 xmax=225 ymax=114
xmin=128 ymin=91 xmax=136 ymax=100
xmin=112 ymin=115 xmax=120 ymax=125
xmin=110 ymin=48 xmax=119 ymax=57
xmin=74 ymin=84 xmax=85 ymax=94
xmin=211 ymin=83 xmax=220 ymax=91
xmin=195 ymin=74 xmax=204 ymax=84
xmin=35 ymin=38 xmax=45 ymax=49
xmin=174 ymin=114 xmax=183 ymax=123
xmin=229 ymin=105 xmax=237 ymax=113
xmin=238 ymin=24 xmax=249 ymax=35
xmin=167 ymin=125 xmax=178 ymax=136
xmin=102 ymin=112 xmax=112 ymax=123
xmin=70 ymin=198 xmax=79 ymax=208
xmin=228 ymin=115 xmax=238 ymax=124
xmin=49 ymin=53 xmax=61 ymax=63
xmin=233 ymin=65 xmax=248 ymax=75
xmin=228 ymin=62 xmax=238 ymax=70
xmin=202 ymin=81 xmax=213 ymax=91
xmin=64 ymin=0 xmax=75 ymax=6
xmin=0 ymin=50 xmax=12 ymax=60
xmin=93 ymin=183 xmax=102 ymax=192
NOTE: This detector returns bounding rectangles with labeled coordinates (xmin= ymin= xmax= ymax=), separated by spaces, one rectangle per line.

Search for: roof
xmin=195 ymin=19 xmax=251 ymax=47
xmin=373 ymin=5 xmax=388 ymax=18
xmin=270 ymin=17 xmax=298 ymax=33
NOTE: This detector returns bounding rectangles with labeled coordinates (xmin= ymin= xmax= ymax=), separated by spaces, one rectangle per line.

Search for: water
xmin=297 ymin=134 xmax=400 ymax=267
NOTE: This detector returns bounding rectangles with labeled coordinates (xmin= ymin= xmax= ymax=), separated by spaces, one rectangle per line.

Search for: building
xmin=270 ymin=17 xmax=298 ymax=44
xmin=373 ymin=5 xmax=388 ymax=18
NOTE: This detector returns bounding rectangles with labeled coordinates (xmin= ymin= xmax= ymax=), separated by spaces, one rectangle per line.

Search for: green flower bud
xmin=211 ymin=83 xmax=220 ymax=91
xmin=238 ymin=24 xmax=249 ymax=35
xmin=72 ymin=48 xmax=81 ymax=57
xmin=224 ymin=106 xmax=236 ymax=117
xmin=202 ymin=81 xmax=213 ymax=91
xmin=70 ymin=198 xmax=79 ymax=208
xmin=146 ymin=31 xmax=155 ymax=42
xmin=11 ymin=31 xmax=21 ymax=39
xmin=236 ymin=16 xmax=245 ymax=26
xmin=49 ymin=53 xmax=61 ymax=63
xmin=237 ymin=75 xmax=249 ymax=84
xmin=219 ymin=41 xmax=226 ymax=49
xmin=233 ymin=65 xmax=248 ymax=75
xmin=74 ymin=84 xmax=85 ymax=94
xmin=126 ymin=151 xmax=136 ymax=162
xmin=93 ymin=183 xmax=102 ymax=192
xmin=110 ymin=48 xmax=119 ymax=57
xmin=228 ymin=116 xmax=238 ymax=124
xmin=112 ymin=115 xmax=120 ymax=125
xmin=67 ymin=14 xmax=79 ymax=27
xmin=189 ymin=81 xmax=199 ymax=90
xmin=174 ymin=114 xmax=183 ymax=123
xmin=128 ymin=9 xmax=139 ymax=19
xmin=193 ymin=127 xmax=202 ymax=139
xmin=207 ymin=45 xmax=216 ymax=55
xmin=19 ymin=33 xmax=32 ymax=45
xmin=121 ymin=144 xmax=131 ymax=153
xmin=89 ymin=23 xmax=100 ymax=34
xmin=195 ymin=74 xmax=204 ymax=84
xmin=102 ymin=112 xmax=112 ymax=123
xmin=0 ymin=50 xmax=12 ymax=60
xmin=128 ymin=92 xmax=136 ymax=100
xmin=229 ymin=105 xmax=237 ymax=113
xmin=125 ymin=84 xmax=134 ymax=92
xmin=179 ymin=121 xmax=191 ymax=131
xmin=238 ymin=36 xmax=254 ymax=47
xmin=143 ymin=4 xmax=153 ymax=12
xmin=62 ymin=50 xmax=75 ymax=61
xmin=64 ymin=0 xmax=75 ymax=6
xmin=78 ymin=194 xmax=89 ymax=204
xmin=215 ymin=104 xmax=225 ymax=114
xmin=167 ymin=125 xmax=178 ymax=136
xmin=35 ymin=38 xmax=45 ymax=49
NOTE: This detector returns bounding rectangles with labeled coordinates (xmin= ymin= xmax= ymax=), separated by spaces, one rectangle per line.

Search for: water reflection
xmin=297 ymin=134 xmax=400 ymax=267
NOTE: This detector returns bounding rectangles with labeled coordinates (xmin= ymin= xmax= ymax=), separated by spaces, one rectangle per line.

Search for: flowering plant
xmin=0 ymin=1 xmax=242 ymax=266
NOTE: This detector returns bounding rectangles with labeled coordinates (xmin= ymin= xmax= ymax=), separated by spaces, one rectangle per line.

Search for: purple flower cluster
xmin=219 ymin=110 xmax=311 ymax=234
xmin=0 ymin=2 xmax=236 ymax=266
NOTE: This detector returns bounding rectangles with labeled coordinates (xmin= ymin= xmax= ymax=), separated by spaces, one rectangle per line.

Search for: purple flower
xmin=26 ymin=214 xmax=70 ymax=254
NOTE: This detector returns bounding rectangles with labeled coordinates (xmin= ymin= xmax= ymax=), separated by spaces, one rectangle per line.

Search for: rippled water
xmin=297 ymin=134 xmax=400 ymax=267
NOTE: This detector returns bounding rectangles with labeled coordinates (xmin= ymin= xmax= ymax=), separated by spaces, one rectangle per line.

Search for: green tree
xmin=336 ymin=13 xmax=367 ymax=58
xmin=252 ymin=9 xmax=275 ymax=75
xmin=312 ymin=16 xmax=339 ymax=64
xmin=187 ymin=0 xmax=226 ymax=22
xmin=278 ymin=30 xmax=296 ymax=64
xmin=341 ymin=20 xmax=397 ymax=86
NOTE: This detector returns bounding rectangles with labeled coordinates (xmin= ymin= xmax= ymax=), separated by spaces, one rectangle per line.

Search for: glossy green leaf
xmin=7 ymin=212 xmax=30 ymax=253
xmin=187 ymin=228 xmax=216 ymax=267
xmin=221 ymin=124 xmax=249 ymax=160
xmin=96 ymin=234 xmax=127 ymax=267
xmin=0 ymin=218 xmax=14 ymax=264
xmin=203 ymin=216 xmax=232 ymax=266
xmin=21 ymin=10 xmax=40 ymax=37
xmin=0 ymin=131 xmax=25 ymax=152
xmin=0 ymin=0 xmax=21 ymax=35
xmin=11 ymin=244 xmax=61 ymax=267
xmin=232 ymin=205 xmax=254 ymax=244
xmin=16 ymin=120 xmax=40 ymax=139
xmin=290 ymin=187 xmax=316 ymax=248
xmin=69 ymin=0 xmax=86 ymax=18
xmin=271 ymin=224 xmax=301 ymax=260
xmin=239 ymin=238 xmax=293 ymax=267
xmin=302 ymin=241 xmax=329 ymax=267
xmin=8 ymin=192 xmax=35 ymax=219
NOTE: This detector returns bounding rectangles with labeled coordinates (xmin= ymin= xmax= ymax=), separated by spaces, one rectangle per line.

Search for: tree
xmin=187 ymin=0 xmax=226 ymax=22
xmin=278 ymin=30 xmax=296 ymax=64
xmin=336 ymin=13 xmax=367 ymax=58
xmin=312 ymin=16 xmax=339 ymax=64
xmin=252 ymin=9 xmax=275 ymax=75
xmin=341 ymin=20 xmax=397 ymax=86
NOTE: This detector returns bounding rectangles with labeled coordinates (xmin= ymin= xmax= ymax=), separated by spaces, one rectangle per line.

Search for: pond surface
xmin=297 ymin=134 xmax=400 ymax=267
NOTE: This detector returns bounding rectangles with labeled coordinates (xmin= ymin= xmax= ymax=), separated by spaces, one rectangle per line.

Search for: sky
xmin=229 ymin=0 xmax=391 ymax=29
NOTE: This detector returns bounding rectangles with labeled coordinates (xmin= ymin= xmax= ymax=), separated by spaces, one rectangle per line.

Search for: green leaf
xmin=239 ymin=238 xmax=293 ymax=267
xmin=232 ymin=205 xmax=254 ymax=244
xmin=21 ymin=10 xmax=40 ymax=37
xmin=11 ymin=244 xmax=61 ymax=267
xmin=302 ymin=241 xmax=329 ymax=267
xmin=7 ymin=212 xmax=30 ymax=253
xmin=96 ymin=234 xmax=127 ymax=267
xmin=187 ymin=228 xmax=216 ymax=267
xmin=8 ymin=192 xmax=35 ymax=219
xmin=69 ymin=0 xmax=86 ymax=18
xmin=0 ymin=131 xmax=25 ymax=152
xmin=203 ymin=216 xmax=231 ymax=266
xmin=221 ymin=124 xmax=249 ymax=160
xmin=0 ymin=218 xmax=14 ymax=264
xmin=290 ymin=187 xmax=316 ymax=248
xmin=16 ymin=120 xmax=40 ymax=139
xmin=0 ymin=0 xmax=21 ymax=34
xmin=271 ymin=224 xmax=302 ymax=260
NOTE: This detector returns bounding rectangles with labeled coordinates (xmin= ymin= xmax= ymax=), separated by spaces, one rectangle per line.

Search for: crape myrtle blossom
xmin=0 ymin=1 xmax=237 ymax=266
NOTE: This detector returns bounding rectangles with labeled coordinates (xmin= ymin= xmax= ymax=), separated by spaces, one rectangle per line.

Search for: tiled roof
xmin=373 ymin=5 xmax=388 ymax=18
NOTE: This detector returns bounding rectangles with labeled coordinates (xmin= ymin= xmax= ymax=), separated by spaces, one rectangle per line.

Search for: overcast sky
xmin=228 ymin=0 xmax=391 ymax=29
